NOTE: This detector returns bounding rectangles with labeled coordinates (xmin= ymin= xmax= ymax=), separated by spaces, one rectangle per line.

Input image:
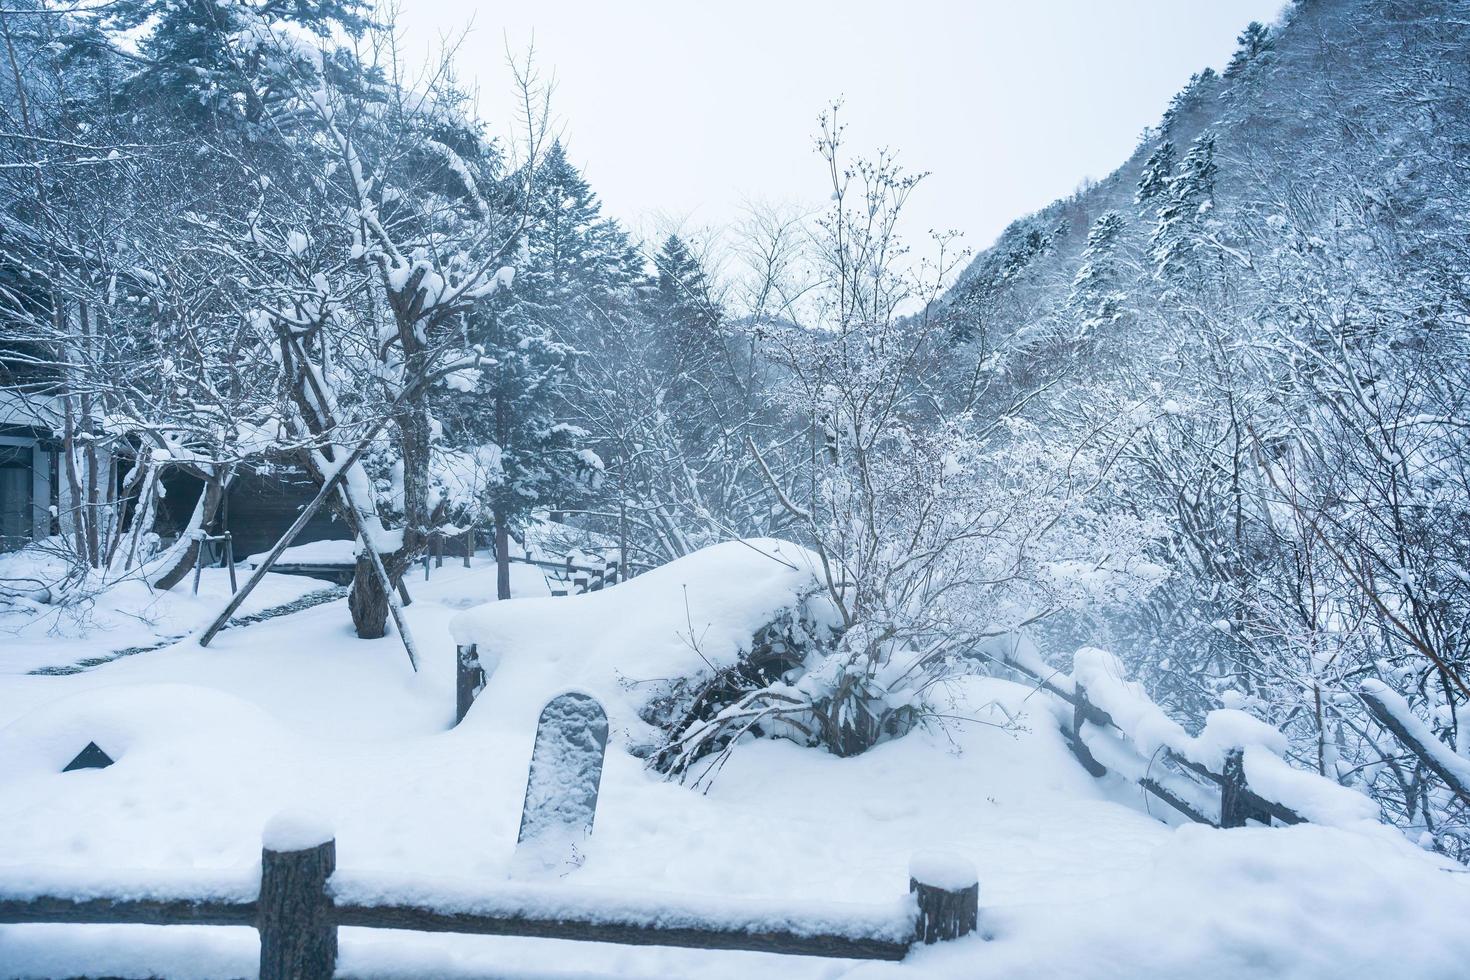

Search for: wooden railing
xmin=992 ymin=646 xmax=1308 ymax=828
xmin=0 ymin=820 xmax=978 ymax=979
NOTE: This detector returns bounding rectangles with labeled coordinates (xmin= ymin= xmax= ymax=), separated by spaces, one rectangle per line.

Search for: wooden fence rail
xmin=0 ymin=821 xmax=977 ymax=979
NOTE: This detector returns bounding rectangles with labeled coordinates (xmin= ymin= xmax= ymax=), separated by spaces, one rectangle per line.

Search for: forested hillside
xmin=937 ymin=0 xmax=1470 ymax=856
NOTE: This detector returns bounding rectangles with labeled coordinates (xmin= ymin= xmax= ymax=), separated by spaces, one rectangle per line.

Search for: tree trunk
xmin=495 ymin=516 xmax=511 ymax=601
xmin=349 ymin=551 xmax=390 ymax=639
xmin=153 ymin=472 xmax=226 ymax=591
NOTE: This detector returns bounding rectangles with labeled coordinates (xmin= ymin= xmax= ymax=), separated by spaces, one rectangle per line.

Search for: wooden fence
xmin=992 ymin=647 xmax=1307 ymax=828
xmin=0 ymin=820 xmax=978 ymax=979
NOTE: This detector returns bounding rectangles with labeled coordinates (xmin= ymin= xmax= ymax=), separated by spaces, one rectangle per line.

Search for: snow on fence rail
xmin=992 ymin=644 xmax=1378 ymax=829
xmin=0 ymin=817 xmax=977 ymax=978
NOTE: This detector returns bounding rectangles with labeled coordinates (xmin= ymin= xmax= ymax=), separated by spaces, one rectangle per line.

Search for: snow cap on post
xmin=909 ymin=849 xmax=979 ymax=944
xmin=263 ymin=810 xmax=335 ymax=853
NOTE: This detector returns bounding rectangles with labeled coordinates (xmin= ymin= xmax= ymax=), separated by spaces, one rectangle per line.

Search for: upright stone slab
xmin=514 ymin=692 xmax=609 ymax=875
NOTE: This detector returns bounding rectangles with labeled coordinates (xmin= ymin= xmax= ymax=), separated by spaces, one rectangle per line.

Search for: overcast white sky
xmin=398 ymin=1 xmax=1284 ymax=257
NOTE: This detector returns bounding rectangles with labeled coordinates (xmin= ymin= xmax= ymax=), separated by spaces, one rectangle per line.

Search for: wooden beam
xmin=0 ymin=896 xmax=255 ymax=927
xmin=331 ymin=902 xmax=912 ymax=960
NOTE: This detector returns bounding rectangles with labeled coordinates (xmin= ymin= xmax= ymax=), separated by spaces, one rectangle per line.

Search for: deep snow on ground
xmin=0 ymin=557 xmax=331 ymax=676
xmin=1 ymin=544 xmax=1468 ymax=979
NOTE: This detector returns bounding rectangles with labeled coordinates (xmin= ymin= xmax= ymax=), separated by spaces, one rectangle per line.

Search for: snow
xmin=449 ymin=538 xmax=833 ymax=739
xmin=1360 ymin=679 xmax=1470 ymax=786
xmin=331 ymin=871 xmax=915 ymax=942
xmin=245 ymin=538 xmax=357 ymax=567
xmin=262 ymin=810 xmax=335 ymax=853
xmin=907 ymin=851 xmax=977 ymax=891
xmin=0 ymin=550 xmax=329 ymax=675
xmin=0 ymin=544 xmax=1467 ymax=977
xmin=1241 ymin=747 xmax=1380 ymax=826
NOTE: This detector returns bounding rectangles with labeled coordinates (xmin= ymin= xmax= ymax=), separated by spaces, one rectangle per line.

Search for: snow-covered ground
xmin=0 ymin=549 xmax=333 ymax=676
xmin=2 ymin=544 xmax=1468 ymax=978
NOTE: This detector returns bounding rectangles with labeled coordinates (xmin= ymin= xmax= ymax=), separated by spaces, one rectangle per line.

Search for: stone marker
xmin=514 ymin=692 xmax=609 ymax=874
xmin=63 ymin=742 xmax=114 ymax=772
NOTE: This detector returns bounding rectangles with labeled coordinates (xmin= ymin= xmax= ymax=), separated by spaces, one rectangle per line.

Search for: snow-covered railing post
xmin=456 ymin=643 xmax=486 ymax=725
xmin=1219 ymin=749 xmax=1251 ymax=829
xmin=258 ymin=815 xmax=337 ymax=980
xmin=909 ymin=851 xmax=978 ymax=944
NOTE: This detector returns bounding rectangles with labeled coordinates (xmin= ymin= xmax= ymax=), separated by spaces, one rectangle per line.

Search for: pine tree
xmin=1135 ymin=140 xmax=1175 ymax=205
xmin=455 ymin=292 xmax=592 ymax=600
xmin=1160 ymin=69 xmax=1218 ymax=133
xmin=649 ymin=234 xmax=722 ymax=383
xmin=1225 ymin=22 xmax=1273 ymax=78
xmin=1068 ymin=211 xmax=1128 ymax=338
xmin=99 ymin=0 xmax=368 ymax=126
xmin=1149 ymin=132 xmax=1217 ymax=283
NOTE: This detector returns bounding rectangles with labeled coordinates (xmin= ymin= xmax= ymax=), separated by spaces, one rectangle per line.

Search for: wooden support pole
xmin=191 ymin=533 xmax=204 ymax=596
xmin=224 ymin=532 xmax=237 ymax=594
xmin=456 ymin=643 xmax=486 ymax=726
xmin=909 ymin=851 xmax=978 ymax=944
xmin=258 ymin=820 xmax=336 ymax=980
xmin=464 ymin=529 xmax=473 ymax=568
xmin=198 ymin=421 xmax=388 ymax=647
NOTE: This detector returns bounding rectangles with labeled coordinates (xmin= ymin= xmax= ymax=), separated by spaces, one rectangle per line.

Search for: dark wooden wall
xmin=158 ymin=468 xmax=348 ymax=560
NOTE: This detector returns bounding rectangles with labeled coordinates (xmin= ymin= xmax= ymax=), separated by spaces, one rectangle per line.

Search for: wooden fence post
xmin=1219 ymin=748 xmax=1249 ymax=828
xmin=258 ymin=818 xmax=336 ymax=980
xmin=1068 ymin=683 xmax=1108 ymax=778
xmin=909 ymin=851 xmax=978 ymax=944
xmin=464 ymin=529 xmax=473 ymax=568
xmin=457 ymin=643 xmax=486 ymax=726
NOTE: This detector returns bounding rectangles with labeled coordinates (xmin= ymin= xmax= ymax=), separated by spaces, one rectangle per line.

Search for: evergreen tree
xmin=1225 ymin=22 xmax=1273 ymax=78
xmin=453 ymin=292 xmax=592 ymax=600
xmin=1135 ymin=140 xmax=1175 ymax=205
xmin=98 ymin=0 xmax=368 ymax=126
xmin=1068 ymin=210 xmax=1128 ymax=338
xmin=649 ymin=234 xmax=723 ymax=383
xmin=1149 ymin=132 xmax=1217 ymax=283
xmin=1160 ymin=68 xmax=1217 ymax=133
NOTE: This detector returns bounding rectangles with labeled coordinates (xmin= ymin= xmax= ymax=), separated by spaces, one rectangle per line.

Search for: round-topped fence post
xmin=909 ymin=850 xmax=978 ymax=944
xmin=258 ymin=813 xmax=337 ymax=980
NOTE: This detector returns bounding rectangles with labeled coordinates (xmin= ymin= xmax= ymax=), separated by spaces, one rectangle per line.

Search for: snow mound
xmin=0 ymin=682 xmax=290 ymax=780
xmin=449 ymin=539 xmax=832 ymax=740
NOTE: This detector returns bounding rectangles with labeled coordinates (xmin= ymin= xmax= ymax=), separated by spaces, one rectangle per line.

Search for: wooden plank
xmin=331 ymin=903 xmax=911 ymax=960
xmin=0 ymin=896 xmax=256 ymax=927
xmin=1139 ymin=778 xmax=1215 ymax=826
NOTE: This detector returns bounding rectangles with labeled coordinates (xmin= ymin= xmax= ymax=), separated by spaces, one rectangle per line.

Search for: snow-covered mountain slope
xmin=1 ymin=545 xmax=1467 ymax=978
